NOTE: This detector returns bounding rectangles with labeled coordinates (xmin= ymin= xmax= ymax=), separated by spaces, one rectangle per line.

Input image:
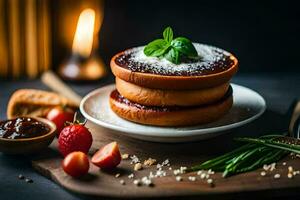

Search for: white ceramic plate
xmin=80 ymin=84 xmax=266 ymax=143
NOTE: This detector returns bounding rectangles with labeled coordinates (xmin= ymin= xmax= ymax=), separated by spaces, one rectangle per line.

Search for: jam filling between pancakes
xmin=110 ymin=86 xmax=233 ymax=112
xmin=115 ymin=43 xmax=235 ymax=76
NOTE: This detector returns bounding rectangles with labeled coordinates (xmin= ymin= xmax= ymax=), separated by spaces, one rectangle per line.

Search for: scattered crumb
xmin=263 ymin=163 xmax=276 ymax=171
xmin=200 ymin=173 xmax=206 ymax=179
xmin=207 ymin=178 xmax=213 ymax=184
xmin=122 ymin=154 xmax=129 ymax=160
xmin=180 ymin=166 xmax=187 ymax=172
xmin=288 ymin=173 xmax=293 ymax=179
xmin=120 ymin=180 xmax=125 ymax=185
xmin=270 ymin=163 xmax=276 ymax=171
xmin=173 ymin=167 xmax=187 ymax=176
xmin=260 ymin=171 xmax=266 ymax=177
xmin=282 ymin=162 xmax=287 ymax=166
xmin=25 ymin=178 xmax=33 ymax=183
xmin=18 ymin=174 xmax=24 ymax=180
xmin=197 ymin=170 xmax=203 ymax=175
xmin=207 ymin=178 xmax=214 ymax=187
xmin=144 ymin=158 xmax=157 ymax=166
xmin=263 ymin=164 xmax=270 ymax=171
xmin=293 ymin=171 xmax=300 ymax=175
xmin=128 ymin=173 xmax=134 ymax=179
xmin=133 ymin=179 xmax=141 ymax=186
xmin=155 ymin=168 xmax=167 ymax=177
xmin=134 ymin=163 xmax=143 ymax=171
xmin=130 ymin=155 xmax=140 ymax=164
xmin=274 ymin=174 xmax=281 ymax=179
xmin=188 ymin=176 xmax=196 ymax=181
xmin=173 ymin=169 xmax=180 ymax=176
xmin=141 ymin=176 xmax=153 ymax=186
xmin=175 ymin=176 xmax=182 ymax=182
xmin=162 ymin=159 xmax=170 ymax=166
xmin=115 ymin=173 xmax=120 ymax=178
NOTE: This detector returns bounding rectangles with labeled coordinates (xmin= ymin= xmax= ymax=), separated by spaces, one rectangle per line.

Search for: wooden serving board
xmin=32 ymin=119 xmax=300 ymax=199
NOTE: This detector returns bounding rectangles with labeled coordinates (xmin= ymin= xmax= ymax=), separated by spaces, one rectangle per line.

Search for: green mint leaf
xmin=165 ymin=47 xmax=180 ymax=64
xmin=163 ymin=27 xmax=173 ymax=43
xmin=144 ymin=39 xmax=169 ymax=57
xmin=171 ymin=37 xmax=198 ymax=58
xmin=143 ymin=27 xmax=199 ymax=64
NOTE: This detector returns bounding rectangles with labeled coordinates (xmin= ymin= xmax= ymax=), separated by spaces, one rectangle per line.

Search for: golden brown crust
xmin=7 ymin=89 xmax=78 ymax=119
xmin=116 ymin=77 xmax=230 ymax=107
xmin=110 ymin=51 xmax=238 ymax=90
xmin=109 ymin=93 xmax=233 ymax=127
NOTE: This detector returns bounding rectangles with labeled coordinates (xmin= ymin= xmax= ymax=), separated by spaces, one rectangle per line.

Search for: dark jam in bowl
xmin=114 ymin=44 xmax=235 ymax=76
xmin=0 ymin=117 xmax=51 ymax=139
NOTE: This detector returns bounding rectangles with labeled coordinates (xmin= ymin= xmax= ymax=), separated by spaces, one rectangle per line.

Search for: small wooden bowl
xmin=0 ymin=117 xmax=57 ymax=154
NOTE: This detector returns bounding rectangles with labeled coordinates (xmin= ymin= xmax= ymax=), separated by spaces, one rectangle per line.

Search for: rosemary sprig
xmin=235 ymin=137 xmax=300 ymax=154
xmin=189 ymin=135 xmax=295 ymax=177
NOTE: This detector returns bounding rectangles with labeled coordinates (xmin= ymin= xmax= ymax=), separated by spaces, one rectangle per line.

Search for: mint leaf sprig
xmin=143 ymin=27 xmax=199 ymax=64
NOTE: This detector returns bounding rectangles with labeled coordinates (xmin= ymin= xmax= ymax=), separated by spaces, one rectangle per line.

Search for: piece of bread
xmin=110 ymin=51 xmax=238 ymax=90
xmin=7 ymin=89 xmax=78 ymax=119
xmin=109 ymin=87 xmax=233 ymax=127
xmin=116 ymin=77 xmax=229 ymax=107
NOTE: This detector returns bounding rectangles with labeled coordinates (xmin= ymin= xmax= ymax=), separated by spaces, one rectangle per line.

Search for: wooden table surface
xmin=1 ymin=73 xmax=300 ymax=200
xmin=32 ymin=121 xmax=300 ymax=199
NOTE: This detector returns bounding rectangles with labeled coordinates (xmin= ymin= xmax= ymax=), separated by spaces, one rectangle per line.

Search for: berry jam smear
xmin=115 ymin=44 xmax=235 ymax=76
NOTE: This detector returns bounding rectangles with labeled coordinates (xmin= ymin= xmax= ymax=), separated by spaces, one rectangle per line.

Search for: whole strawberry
xmin=58 ymin=124 xmax=93 ymax=157
xmin=46 ymin=106 xmax=75 ymax=137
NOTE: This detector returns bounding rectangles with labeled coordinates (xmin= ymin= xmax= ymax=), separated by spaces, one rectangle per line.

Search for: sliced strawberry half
xmin=91 ymin=142 xmax=121 ymax=169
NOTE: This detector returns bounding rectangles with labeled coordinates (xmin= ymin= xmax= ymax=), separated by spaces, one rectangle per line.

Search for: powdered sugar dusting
xmin=115 ymin=43 xmax=234 ymax=76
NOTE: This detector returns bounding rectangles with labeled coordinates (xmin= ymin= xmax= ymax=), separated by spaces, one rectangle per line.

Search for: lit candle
xmin=72 ymin=9 xmax=95 ymax=58
xmin=58 ymin=8 xmax=106 ymax=81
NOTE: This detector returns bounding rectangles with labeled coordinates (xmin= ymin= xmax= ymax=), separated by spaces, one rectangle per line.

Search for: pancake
xmin=109 ymin=86 xmax=233 ymax=127
xmin=111 ymin=43 xmax=238 ymax=90
xmin=116 ymin=77 xmax=230 ymax=107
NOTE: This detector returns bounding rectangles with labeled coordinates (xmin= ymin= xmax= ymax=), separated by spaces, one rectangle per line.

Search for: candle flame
xmin=72 ymin=9 xmax=95 ymax=58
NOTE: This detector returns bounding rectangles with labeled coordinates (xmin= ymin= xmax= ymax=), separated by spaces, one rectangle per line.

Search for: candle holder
xmin=58 ymin=53 xmax=106 ymax=81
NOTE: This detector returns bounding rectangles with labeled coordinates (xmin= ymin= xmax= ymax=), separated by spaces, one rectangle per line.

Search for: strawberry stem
xmin=73 ymin=112 xmax=87 ymax=126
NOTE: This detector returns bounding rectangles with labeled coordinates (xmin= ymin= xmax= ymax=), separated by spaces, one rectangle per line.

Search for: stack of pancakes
xmin=109 ymin=44 xmax=238 ymax=126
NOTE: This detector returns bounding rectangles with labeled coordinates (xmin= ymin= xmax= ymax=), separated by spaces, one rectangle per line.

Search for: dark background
xmin=96 ymin=0 xmax=300 ymax=74
xmin=1 ymin=1 xmax=300 ymax=199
